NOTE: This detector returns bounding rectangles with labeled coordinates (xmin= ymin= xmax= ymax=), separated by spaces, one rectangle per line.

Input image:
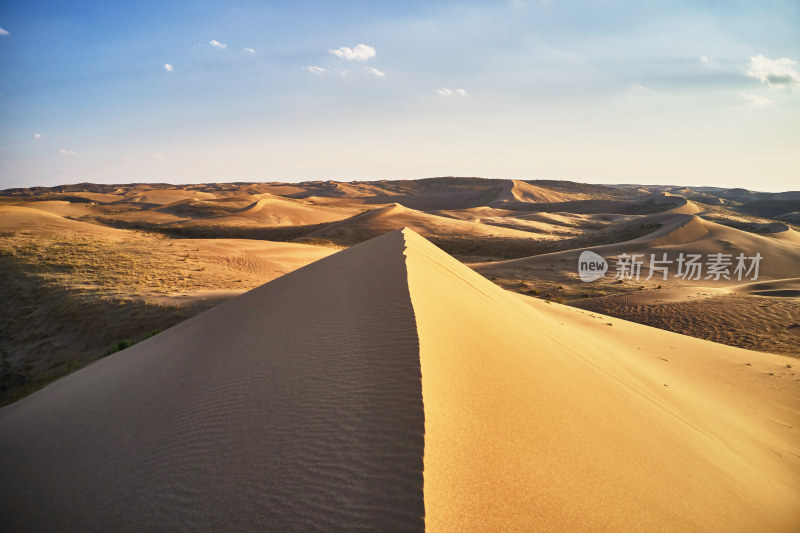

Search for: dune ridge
xmin=1 ymin=229 xmax=798 ymax=531
xmin=490 ymin=179 xmax=577 ymax=205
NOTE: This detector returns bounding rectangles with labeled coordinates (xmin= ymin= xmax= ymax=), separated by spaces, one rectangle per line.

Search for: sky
xmin=0 ymin=0 xmax=798 ymax=191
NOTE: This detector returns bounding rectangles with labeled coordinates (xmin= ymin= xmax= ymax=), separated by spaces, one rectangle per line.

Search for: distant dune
xmin=125 ymin=188 xmax=218 ymax=205
xmin=0 ymin=205 xmax=127 ymax=238
xmin=489 ymin=179 xmax=581 ymax=206
xmin=1 ymin=177 xmax=798 ymax=390
xmin=303 ymin=202 xmax=557 ymax=247
xmin=474 ymin=212 xmax=800 ymax=282
xmin=1 ymin=229 xmax=798 ymax=531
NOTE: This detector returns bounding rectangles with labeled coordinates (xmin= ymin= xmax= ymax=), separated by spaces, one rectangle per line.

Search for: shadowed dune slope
xmin=1 ymin=229 xmax=799 ymax=531
xmin=0 ymin=230 xmax=425 ymax=532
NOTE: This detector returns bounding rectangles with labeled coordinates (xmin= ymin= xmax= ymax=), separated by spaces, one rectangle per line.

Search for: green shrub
xmin=104 ymin=339 xmax=134 ymax=356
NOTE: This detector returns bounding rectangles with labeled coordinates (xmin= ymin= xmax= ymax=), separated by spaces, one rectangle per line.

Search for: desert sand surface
xmin=1 ymin=229 xmax=798 ymax=531
xmin=2 ymin=178 xmax=799 ymax=406
xmin=473 ymin=213 xmax=800 ymax=283
xmin=166 ymin=194 xmax=362 ymax=230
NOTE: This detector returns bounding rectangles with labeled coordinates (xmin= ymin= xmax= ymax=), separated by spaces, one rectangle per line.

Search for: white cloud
xmin=305 ymin=66 xmax=326 ymax=75
xmin=242 ymin=47 xmax=255 ymax=54
xmin=33 ymin=133 xmax=43 ymax=140
xmin=437 ymin=88 xmax=467 ymax=96
xmin=209 ymin=39 xmax=227 ymax=49
xmin=59 ymin=148 xmax=76 ymax=157
xmin=700 ymin=55 xmax=712 ymax=63
xmin=0 ymin=27 xmax=9 ymax=36
xmin=745 ymin=54 xmax=800 ymax=91
xmin=329 ymin=44 xmax=376 ymax=61
xmin=738 ymin=92 xmax=773 ymax=106
xmin=164 ymin=63 xmax=174 ymax=72
xmin=366 ymin=67 xmax=386 ymax=77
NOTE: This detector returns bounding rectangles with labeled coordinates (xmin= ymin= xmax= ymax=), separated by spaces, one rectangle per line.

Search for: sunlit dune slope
xmin=474 ymin=213 xmax=800 ymax=282
xmin=490 ymin=179 xmax=580 ymax=205
xmin=0 ymin=205 xmax=127 ymax=238
xmin=406 ymin=229 xmax=799 ymax=531
xmin=125 ymin=188 xmax=218 ymax=205
xmin=168 ymin=194 xmax=360 ymax=228
xmin=303 ymin=202 xmax=554 ymax=246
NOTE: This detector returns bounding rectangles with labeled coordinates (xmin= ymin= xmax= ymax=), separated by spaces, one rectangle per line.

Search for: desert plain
xmin=0 ymin=177 xmax=799 ymax=531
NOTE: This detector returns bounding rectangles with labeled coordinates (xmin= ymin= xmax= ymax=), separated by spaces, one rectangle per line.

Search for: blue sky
xmin=1 ymin=0 xmax=798 ymax=190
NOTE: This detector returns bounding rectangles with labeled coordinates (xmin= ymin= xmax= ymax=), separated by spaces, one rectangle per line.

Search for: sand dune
xmin=651 ymin=192 xmax=703 ymax=215
xmin=433 ymin=207 xmax=590 ymax=236
xmin=1 ymin=229 xmax=798 ymax=531
xmin=169 ymin=194 xmax=360 ymax=229
xmin=17 ymin=200 xmax=99 ymax=218
xmin=475 ymin=213 xmax=800 ymax=282
xmin=232 ymin=183 xmax=310 ymax=197
xmin=303 ymin=202 xmax=554 ymax=246
xmin=0 ymin=205 xmax=126 ymax=238
xmin=764 ymin=224 xmax=800 ymax=243
xmin=291 ymin=178 xmax=502 ymax=211
xmin=65 ymin=191 xmax=125 ymax=203
xmin=734 ymin=277 xmax=800 ymax=297
xmin=490 ymin=179 xmax=578 ymax=205
xmin=125 ymin=189 xmax=218 ymax=205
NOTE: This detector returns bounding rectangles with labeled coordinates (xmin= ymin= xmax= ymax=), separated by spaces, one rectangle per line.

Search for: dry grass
xmin=0 ymin=249 xmax=206 ymax=406
xmin=0 ymin=232 xmax=266 ymax=405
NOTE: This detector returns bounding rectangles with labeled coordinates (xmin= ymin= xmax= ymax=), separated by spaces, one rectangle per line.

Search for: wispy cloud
xmin=437 ymin=88 xmax=467 ymax=96
xmin=33 ymin=133 xmax=43 ymax=140
xmin=209 ymin=39 xmax=227 ymax=49
xmin=745 ymin=54 xmax=800 ymax=92
xmin=366 ymin=67 xmax=386 ymax=77
xmin=700 ymin=55 xmax=712 ymax=63
xmin=329 ymin=44 xmax=376 ymax=61
xmin=738 ymin=92 xmax=773 ymax=106
xmin=0 ymin=27 xmax=9 ymax=36
xmin=305 ymin=66 xmax=326 ymax=75
xmin=242 ymin=47 xmax=255 ymax=54
xmin=164 ymin=63 xmax=174 ymax=72
xmin=59 ymin=148 xmax=76 ymax=157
